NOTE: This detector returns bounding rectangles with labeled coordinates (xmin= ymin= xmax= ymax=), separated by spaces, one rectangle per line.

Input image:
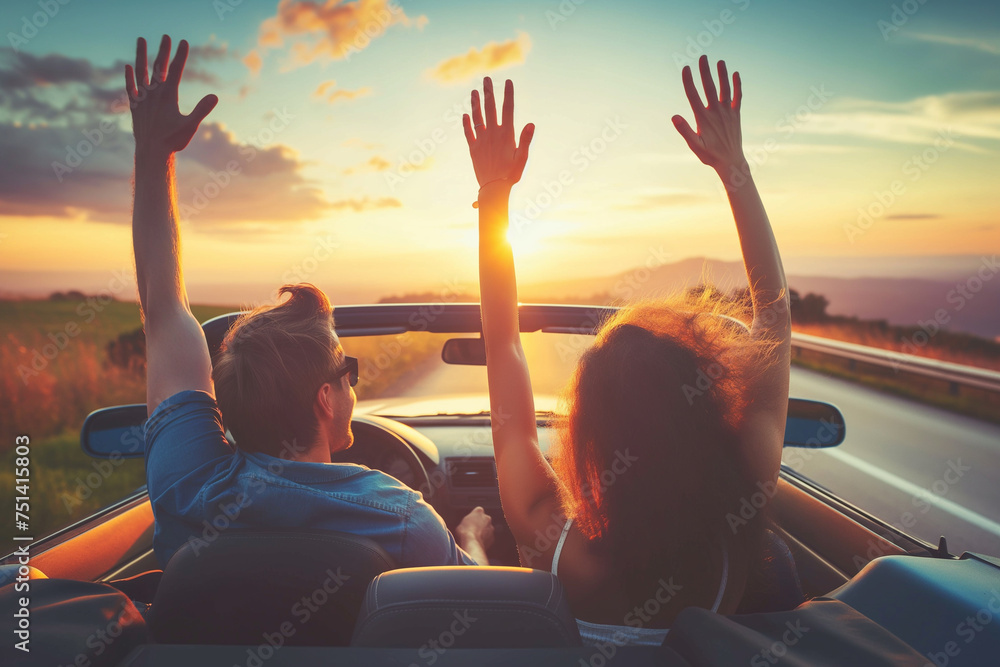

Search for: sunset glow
xmin=1 ymin=0 xmax=998 ymax=305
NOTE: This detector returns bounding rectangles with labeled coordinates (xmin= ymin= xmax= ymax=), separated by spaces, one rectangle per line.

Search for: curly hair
xmin=551 ymin=291 xmax=782 ymax=599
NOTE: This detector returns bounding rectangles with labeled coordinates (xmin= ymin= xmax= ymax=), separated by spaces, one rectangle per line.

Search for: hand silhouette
xmin=672 ymin=55 xmax=745 ymax=172
xmin=463 ymin=77 xmax=535 ymax=190
xmin=125 ymin=35 xmax=218 ymax=159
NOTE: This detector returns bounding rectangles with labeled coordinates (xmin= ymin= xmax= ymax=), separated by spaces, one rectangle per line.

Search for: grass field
xmin=0 ymin=298 xmax=444 ymax=555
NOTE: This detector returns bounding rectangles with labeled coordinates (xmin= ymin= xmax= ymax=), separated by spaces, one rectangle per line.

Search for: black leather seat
xmin=351 ymin=566 xmax=582 ymax=648
xmin=147 ymin=530 xmax=395 ymax=646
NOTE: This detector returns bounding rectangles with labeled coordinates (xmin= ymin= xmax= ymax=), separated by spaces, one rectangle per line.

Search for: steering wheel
xmin=330 ymin=416 xmax=433 ymax=498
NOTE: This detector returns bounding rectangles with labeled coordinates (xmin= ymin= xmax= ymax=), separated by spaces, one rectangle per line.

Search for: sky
xmin=0 ymin=0 xmax=998 ymax=305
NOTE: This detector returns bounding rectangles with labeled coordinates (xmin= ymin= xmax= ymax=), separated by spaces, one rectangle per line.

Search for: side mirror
xmin=81 ymin=404 xmax=148 ymax=459
xmin=784 ymin=399 xmax=845 ymax=448
xmin=442 ymin=337 xmax=487 ymax=366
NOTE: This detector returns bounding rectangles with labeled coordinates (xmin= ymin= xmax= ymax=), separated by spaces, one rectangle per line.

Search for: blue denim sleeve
xmin=402 ymin=496 xmax=479 ymax=567
xmin=144 ymin=390 xmax=234 ymax=513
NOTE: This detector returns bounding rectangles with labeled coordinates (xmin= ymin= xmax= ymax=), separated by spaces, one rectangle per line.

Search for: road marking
xmin=821 ymin=448 xmax=1000 ymax=539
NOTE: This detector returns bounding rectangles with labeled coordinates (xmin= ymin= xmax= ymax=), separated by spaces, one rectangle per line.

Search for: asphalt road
xmin=389 ymin=334 xmax=1000 ymax=557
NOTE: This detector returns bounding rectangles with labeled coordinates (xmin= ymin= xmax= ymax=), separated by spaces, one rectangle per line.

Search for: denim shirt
xmin=144 ymin=390 xmax=476 ymax=568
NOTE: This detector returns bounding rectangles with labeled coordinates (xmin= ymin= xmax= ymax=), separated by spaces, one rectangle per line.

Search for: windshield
xmin=346 ymin=329 xmax=1000 ymax=558
xmin=348 ymin=331 xmax=588 ymax=416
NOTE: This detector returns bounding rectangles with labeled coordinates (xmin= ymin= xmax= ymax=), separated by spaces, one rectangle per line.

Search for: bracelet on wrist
xmin=472 ymin=178 xmax=511 ymax=209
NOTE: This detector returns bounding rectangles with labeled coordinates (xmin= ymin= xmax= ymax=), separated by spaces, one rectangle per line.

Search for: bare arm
xmin=125 ymin=35 xmax=218 ymax=415
xmin=671 ymin=56 xmax=791 ymax=484
xmin=455 ymin=506 xmax=495 ymax=565
xmin=462 ymin=79 xmax=562 ymax=556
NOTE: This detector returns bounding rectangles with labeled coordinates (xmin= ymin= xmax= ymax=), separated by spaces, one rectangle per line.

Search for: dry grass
xmin=0 ymin=299 xmax=444 ymax=554
xmin=793 ymin=321 xmax=1000 ymax=372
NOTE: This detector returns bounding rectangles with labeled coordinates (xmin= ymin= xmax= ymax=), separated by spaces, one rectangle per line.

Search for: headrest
xmin=148 ymin=530 xmax=394 ymax=646
xmin=351 ymin=566 xmax=581 ymax=648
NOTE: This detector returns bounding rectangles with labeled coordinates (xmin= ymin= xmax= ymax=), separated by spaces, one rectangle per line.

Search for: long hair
xmin=551 ymin=291 xmax=781 ymax=600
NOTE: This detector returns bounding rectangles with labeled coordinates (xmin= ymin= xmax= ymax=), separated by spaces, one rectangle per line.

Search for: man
xmin=126 ymin=35 xmax=493 ymax=568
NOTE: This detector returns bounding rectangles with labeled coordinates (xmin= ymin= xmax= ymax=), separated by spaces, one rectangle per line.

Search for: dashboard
xmin=336 ymin=415 xmax=560 ymax=564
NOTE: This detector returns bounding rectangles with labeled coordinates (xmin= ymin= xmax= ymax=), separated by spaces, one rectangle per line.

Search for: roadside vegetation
xmin=2 ymin=288 xmax=997 ymax=551
xmin=0 ymin=297 xmax=444 ymax=553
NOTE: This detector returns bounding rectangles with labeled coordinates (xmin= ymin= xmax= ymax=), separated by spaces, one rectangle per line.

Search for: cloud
xmin=188 ymin=42 xmax=232 ymax=61
xmin=342 ymin=155 xmax=391 ymax=174
xmin=168 ymin=122 xmax=338 ymax=226
xmin=0 ymin=46 xmax=396 ymax=230
xmin=255 ymin=0 xmax=428 ymax=69
xmin=243 ymin=50 xmax=263 ymax=75
xmin=312 ymin=79 xmax=372 ymax=104
xmin=342 ymin=137 xmax=380 ymax=149
xmin=428 ymin=32 xmax=531 ymax=84
xmin=0 ymin=44 xmax=225 ymax=125
xmin=0 ymin=119 xmax=335 ymax=228
xmin=329 ymin=196 xmax=401 ymax=211
xmin=614 ymin=190 xmax=712 ymax=211
xmin=0 ymin=112 xmax=409 ymax=229
xmin=885 ymin=214 xmax=942 ymax=220
xmin=796 ymin=91 xmax=1000 ymax=148
xmin=0 ymin=48 xmax=119 ymax=89
xmin=906 ymin=32 xmax=1000 ymax=56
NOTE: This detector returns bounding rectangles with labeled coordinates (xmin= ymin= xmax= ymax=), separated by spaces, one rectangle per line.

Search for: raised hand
xmin=125 ymin=35 xmax=218 ymax=160
xmin=463 ymin=77 xmax=535 ymax=190
xmin=672 ymin=55 xmax=745 ymax=172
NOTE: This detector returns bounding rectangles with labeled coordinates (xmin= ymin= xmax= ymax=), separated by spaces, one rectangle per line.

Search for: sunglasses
xmin=332 ymin=356 xmax=359 ymax=387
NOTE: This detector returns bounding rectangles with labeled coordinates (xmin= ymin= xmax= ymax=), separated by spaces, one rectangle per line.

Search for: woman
xmin=463 ymin=55 xmax=791 ymax=646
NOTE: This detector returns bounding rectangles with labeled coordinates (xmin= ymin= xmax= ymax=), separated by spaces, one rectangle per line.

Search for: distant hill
xmin=4 ymin=256 xmax=997 ymax=339
xmin=522 ymin=257 xmax=1000 ymax=340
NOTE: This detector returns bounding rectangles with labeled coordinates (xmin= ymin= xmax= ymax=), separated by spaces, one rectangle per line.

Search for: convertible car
xmin=4 ymin=303 xmax=999 ymax=666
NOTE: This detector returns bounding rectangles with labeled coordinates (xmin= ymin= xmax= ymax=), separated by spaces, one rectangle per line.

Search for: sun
xmin=506 ymin=225 xmax=542 ymax=258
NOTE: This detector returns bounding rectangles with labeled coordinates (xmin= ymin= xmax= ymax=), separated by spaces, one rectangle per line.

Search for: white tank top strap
xmin=550 ymin=517 xmax=574 ymax=576
xmin=552 ymin=518 xmax=729 ymax=613
xmin=709 ymin=541 xmax=730 ymax=613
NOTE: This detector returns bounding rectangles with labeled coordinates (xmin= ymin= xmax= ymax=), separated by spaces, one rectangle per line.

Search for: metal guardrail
xmin=790 ymin=332 xmax=1000 ymax=394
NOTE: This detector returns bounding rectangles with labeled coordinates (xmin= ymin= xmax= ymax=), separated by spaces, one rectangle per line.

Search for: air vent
xmin=449 ymin=458 xmax=497 ymax=488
